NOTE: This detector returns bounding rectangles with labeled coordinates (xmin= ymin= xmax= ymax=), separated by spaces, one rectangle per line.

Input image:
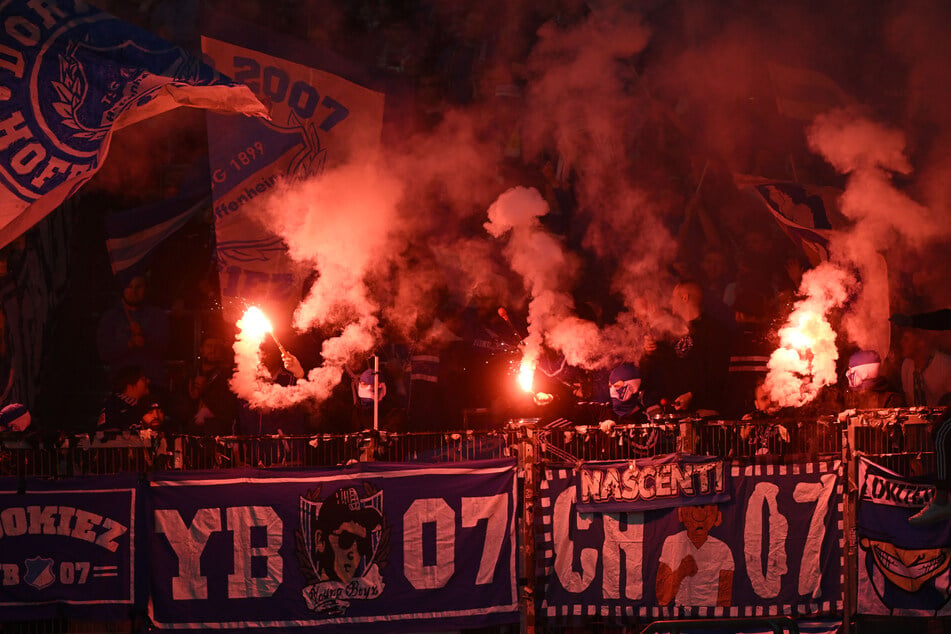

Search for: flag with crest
xmin=0 ymin=0 xmax=266 ymax=250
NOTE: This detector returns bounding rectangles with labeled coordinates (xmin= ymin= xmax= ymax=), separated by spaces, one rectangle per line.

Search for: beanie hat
xmin=357 ymin=369 xmax=386 ymax=404
xmin=609 ymin=363 xmax=641 ymax=418
xmin=847 ymin=350 xmax=881 ymax=389
xmin=609 ymin=362 xmax=640 ymax=384
xmin=0 ymin=403 xmax=30 ymax=432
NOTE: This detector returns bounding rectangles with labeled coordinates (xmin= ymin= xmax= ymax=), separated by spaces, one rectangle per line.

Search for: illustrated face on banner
xmin=322 ymin=520 xmax=371 ymax=582
xmin=861 ymin=538 xmax=951 ymax=596
xmin=678 ymin=504 xmax=722 ymax=548
xmin=297 ymin=484 xmax=388 ymax=615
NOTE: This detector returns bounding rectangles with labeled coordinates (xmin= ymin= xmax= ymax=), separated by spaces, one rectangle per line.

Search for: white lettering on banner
xmin=794 ymin=474 xmax=835 ymax=597
xmin=404 ymin=498 xmax=455 ymax=590
xmin=552 ymin=470 xmax=840 ymax=602
xmin=553 ymin=487 xmax=597 ymax=592
xmin=231 ymin=56 xmax=350 ymax=130
xmin=0 ymin=505 xmax=127 ymax=552
xmin=579 ymin=461 xmax=726 ymax=505
xmin=27 ymin=505 xmax=57 ymax=534
xmin=0 ymin=1 xmax=99 ymax=196
xmin=461 ymin=494 xmax=508 ymax=585
xmin=744 ymin=482 xmax=789 ymax=598
xmin=863 ymin=473 xmax=934 ymax=508
xmin=226 ymin=506 xmax=283 ymax=598
xmin=154 ymin=508 xmax=221 ymax=600
xmin=602 ymin=513 xmax=644 ymax=600
xmin=59 ymin=560 xmax=90 ymax=584
xmin=2 ymin=562 xmax=18 ymax=585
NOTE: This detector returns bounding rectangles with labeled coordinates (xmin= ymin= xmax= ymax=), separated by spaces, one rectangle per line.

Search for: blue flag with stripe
xmin=104 ymin=190 xmax=210 ymax=280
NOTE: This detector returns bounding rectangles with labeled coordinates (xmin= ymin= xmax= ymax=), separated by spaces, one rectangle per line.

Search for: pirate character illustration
xmin=296 ymin=483 xmax=389 ymax=615
xmin=859 ymin=530 xmax=951 ymax=615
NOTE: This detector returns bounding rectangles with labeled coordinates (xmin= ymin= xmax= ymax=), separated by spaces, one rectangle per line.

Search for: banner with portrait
xmin=856 ymin=457 xmax=951 ymax=617
xmin=149 ymin=459 xmax=518 ymax=632
xmin=537 ymin=461 xmax=842 ymax=625
xmin=0 ymin=474 xmax=142 ymax=620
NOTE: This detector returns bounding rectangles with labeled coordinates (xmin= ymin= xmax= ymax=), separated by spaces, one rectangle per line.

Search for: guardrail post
xmin=841 ymin=413 xmax=856 ymax=634
xmin=511 ymin=418 xmax=538 ymax=634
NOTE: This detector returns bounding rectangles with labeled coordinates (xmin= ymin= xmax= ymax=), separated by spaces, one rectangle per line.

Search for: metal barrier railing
xmin=639 ymin=615 xmax=800 ymax=634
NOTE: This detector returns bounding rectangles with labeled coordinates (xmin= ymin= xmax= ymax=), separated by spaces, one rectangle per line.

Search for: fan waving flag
xmin=735 ymin=176 xmax=846 ymax=267
xmin=0 ymin=0 xmax=267 ymax=250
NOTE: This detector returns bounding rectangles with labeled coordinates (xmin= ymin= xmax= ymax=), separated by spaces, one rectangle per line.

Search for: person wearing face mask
xmin=352 ymin=367 xmax=406 ymax=432
xmin=843 ymin=350 xmax=904 ymax=410
xmin=607 ymin=362 xmax=650 ymax=424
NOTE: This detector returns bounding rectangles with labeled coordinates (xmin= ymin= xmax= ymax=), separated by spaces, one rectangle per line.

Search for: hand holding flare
xmin=238 ymin=306 xmax=304 ymax=379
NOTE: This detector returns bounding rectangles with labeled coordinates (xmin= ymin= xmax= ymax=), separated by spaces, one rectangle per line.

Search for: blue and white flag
xmin=0 ymin=0 xmax=267 ymax=250
xmin=104 ymin=190 xmax=209 ymax=280
xmin=735 ymin=175 xmax=845 ymax=267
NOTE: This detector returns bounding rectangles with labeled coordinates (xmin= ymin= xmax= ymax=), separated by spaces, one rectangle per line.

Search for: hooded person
xmin=844 ymin=349 xmax=904 ymax=410
xmin=608 ymin=362 xmax=648 ymax=423
xmin=352 ymin=368 xmax=405 ymax=431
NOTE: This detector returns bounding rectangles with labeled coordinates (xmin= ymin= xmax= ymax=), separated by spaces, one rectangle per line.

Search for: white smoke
xmin=230 ymin=160 xmax=401 ymax=410
xmin=484 ymin=186 xmax=584 ymax=372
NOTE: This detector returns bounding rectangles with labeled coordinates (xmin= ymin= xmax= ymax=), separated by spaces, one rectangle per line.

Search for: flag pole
xmin=373 ymin=355 xmax=379 ymax=432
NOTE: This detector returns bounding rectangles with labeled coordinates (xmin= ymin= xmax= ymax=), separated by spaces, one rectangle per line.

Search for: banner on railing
xmin=149 ymin=459 xmax=518 ymax=632
xmin=575 ymin=454 xmax=731 ymax=513
xmin=0 ymin=474 xmax=141 ymax=620
xmin=857 ymin=457 xmax=951 ymax=617
xmin=538 ymin=461 xmax=842 ymax=623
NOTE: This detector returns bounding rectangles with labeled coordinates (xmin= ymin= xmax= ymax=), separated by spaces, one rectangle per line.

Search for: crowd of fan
xmin=84 ymin=267 xmax=951 ymax=440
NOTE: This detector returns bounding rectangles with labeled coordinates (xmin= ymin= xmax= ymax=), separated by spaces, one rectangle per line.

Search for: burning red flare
xmin=517 ymin=358 xmax=535 ymax=393
xmin=764 ymin=263 xmax=853 ymax=409
xmin=238 ymin=306 xmax=273 ymax=343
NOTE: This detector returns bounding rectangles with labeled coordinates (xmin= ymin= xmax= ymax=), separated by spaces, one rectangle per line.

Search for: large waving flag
xmin=767 ymin=63 xmax=856 ymax=121
xmin=0 ymin=0 xmax=267 ymax=250
xmin=104 ymin=189 xmax=210 ymax=281
xmin=201 ymin=15 xmax=404 ymax=321
xmin=735 ymin=175 xmax=845 ymax=267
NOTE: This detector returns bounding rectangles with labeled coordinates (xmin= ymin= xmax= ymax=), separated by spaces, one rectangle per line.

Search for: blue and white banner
xmin=0 ymin=0 xmax=266 ymax=250
xmin=857 ymin=457 xmax=951 ymax=617
xmin=105 ymin=189 xmax=210 ymax=279
xmin=0 ymin=474 xmax=140 ymax=620
xmin=576 ymin=454 xmax=731 ymax=513
xmin=149 ymin=459 xmax=518 ymax=632
xmin=538 ymin=461 xmax=842 ymax=624
xmin=201 ymin=17 xmax=392 ymax=319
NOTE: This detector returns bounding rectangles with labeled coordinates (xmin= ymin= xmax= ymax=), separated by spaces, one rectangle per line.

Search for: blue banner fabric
xmin=104 ymin=190 xmax=210 ymax=278
xmin=0 ymin=474 xmax=142 ymax=620
xmin=0 ymin=0 xmax=265 ymax=250
xmin=149 ymin=459 xmax=518 ymax=631
xmin=856 ymin=457 xmax=951 ymax=617
xmin=538 ymin=461 xmax=842 ymax=624
xmin=575 ymin=454 xmax=732 ymax=513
